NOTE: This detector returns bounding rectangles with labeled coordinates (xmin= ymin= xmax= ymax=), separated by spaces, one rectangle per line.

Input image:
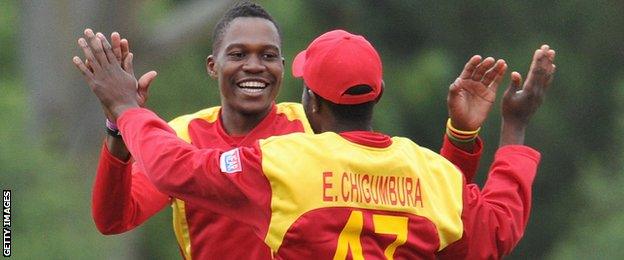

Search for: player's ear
xmin=206 ymin=55 xmax=217 ymax=79
xmin=374 ymin=80 xmax=384 ymax=104
xmin=309 ymin=89 xmax=321 ymax=114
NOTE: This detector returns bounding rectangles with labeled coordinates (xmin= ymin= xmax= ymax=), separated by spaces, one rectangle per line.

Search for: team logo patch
xmin=220 ymin=148 xmax=242 ymax=174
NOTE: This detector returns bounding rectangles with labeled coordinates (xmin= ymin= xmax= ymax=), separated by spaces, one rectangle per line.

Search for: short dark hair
xmin=317 ymin=85 xmax=376 ymax=124
xmin=212 ymin=1 xmax=281 ymax=52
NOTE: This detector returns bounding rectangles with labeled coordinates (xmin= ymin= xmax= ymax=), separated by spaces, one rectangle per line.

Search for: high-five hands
xmin=108 ymin=32 xmax=157 ymax=108
xmin=73 ymin=29 xmax=142 ymax=122
xmin=448 ymin=56 xmax=507 ymax=131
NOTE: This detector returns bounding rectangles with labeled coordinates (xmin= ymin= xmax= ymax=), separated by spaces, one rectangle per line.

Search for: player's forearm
xmin=118 ymin=108 xmax=236 ymax=207
xmin=93 ymin=144 xmax=169 ymax=234
xmin=440 ymin=135 xmax=482 ymax=183
xmin=106 ymin=135 xmax=131 ymax=161
xmin=499 ymin=120 xmax=527 ymax=147
xmin=117 ymin=108 xmax=269 ymax=229
xmin=92 ymin=144 xmax=134 ymax=234
xmin=463 ymin=145 xmax=540 ymax=258
xmin=447 ymin=138 xmax=476 ymax=153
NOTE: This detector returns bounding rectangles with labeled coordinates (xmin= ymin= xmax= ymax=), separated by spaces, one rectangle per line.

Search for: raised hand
xmin=110 ymin=32 xmax=157 ymax=108
xmin=72 ymin=29 xmax=140 ymax=122
xmin=500 ymin=44 xmax=556 ymax=146
xmin=448 ymin=56 xmax=507 ymax=131
xmin=86 ymin=32 xmax=156 ymax=108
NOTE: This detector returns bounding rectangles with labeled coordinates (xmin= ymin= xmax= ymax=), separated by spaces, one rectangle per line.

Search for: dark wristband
xmin=105 ymin=118 xmax=121 ymax=138
xmin=105 ymin=125 xmax=122 ymax=138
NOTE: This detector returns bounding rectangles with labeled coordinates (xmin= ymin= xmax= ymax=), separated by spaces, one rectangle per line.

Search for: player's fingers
xmin=488 ymin=62 xmax=507 ymax=94
xmin=506 ymin=72 xmax=523 ymax=96
xmin=448 ymin=78 xmax=462 ymax=96
xmin=546 ymin=64 xmax=556 ymax=87
xmin=524 ymin=49 xmax=552 ymax=93
xmin=138 ymin=71 xmax=157 ymax=106
xmin=482 ymin=59 xmax=506 ymax=86
xmin=121 ymin=39 xmax=129 ymax=58
xmin=85 ymin=29 xmax=109 ymax=67
xmin=138 ymin=71 xmax=158 ymax=92
xmin=97 ymin=32 xmax=118 ymax=66
xmin=543 ymin=48 xmax=557 ymax=89
xmin=72 ymin=56 xmax=94 ymax=78
xmin=111 ymin=32 xmax=122 ymax=62
xmin=78 ymin=37 xmax=101 ymax=72
xmin=459 ymin=55 xmax=482 ymax=79
xmin=124 ymin=52 xmax=135 ymax=76
xmin=541 ymin=44 xmax=550 ymax=52
xmin=472 ymin=57 xmax=495 ymax=81
xmin=84 ymin=57 xmax=94 ymax=73
xmin=120 ymin=39 xmax=130 ymax=70
xmin=546 ymin=49 xmax=556 ymax=62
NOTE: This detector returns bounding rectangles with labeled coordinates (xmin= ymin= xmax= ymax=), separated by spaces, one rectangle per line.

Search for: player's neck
xmin=317 ymin=119 xmax=372 ymax=134
xmin=220 ymin=105 xmax=272 ymax=136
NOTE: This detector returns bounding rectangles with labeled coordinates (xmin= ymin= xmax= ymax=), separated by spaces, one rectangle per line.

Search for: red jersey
xmin=117 ymin=108 xmax=539 ymax=259
xmin=92 ymin=103 xmax=482 ymax=259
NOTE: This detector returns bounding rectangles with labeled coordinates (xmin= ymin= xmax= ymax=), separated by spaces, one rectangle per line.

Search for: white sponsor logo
xmin=220 ymin=148 xmax=242 ymax=174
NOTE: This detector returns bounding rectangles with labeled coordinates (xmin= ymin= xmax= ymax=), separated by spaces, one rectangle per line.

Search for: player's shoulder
xmin=259 ymin=131 xmax=309 ymax=146
xmin=167 ymin=106 xmax=221 ymax=132
xmin=262 ymin=132 xmax=361 ymax=157
xmin=275 ymin=102 xmax=312 ymax=133
xmin=391 ymin=136 xmax=464 ymax=186
xmin=391 ymin=136 xmax=459 ymax=167
xmin=275 ymin=102 xmax=306 ymax=120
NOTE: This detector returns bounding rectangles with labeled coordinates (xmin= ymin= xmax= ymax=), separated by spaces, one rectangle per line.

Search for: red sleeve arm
xmin=117 ymin=108 xmax=272 ymax=232
xmin=440 ymin=135 xmax=483 ymax=183
xmin=92 ymin=142 xmax=170 ymax=234
xmin=438 ymin=145 xmax=540 ymax=259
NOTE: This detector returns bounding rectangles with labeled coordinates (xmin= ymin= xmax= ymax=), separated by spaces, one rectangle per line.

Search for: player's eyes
xmin=227 ymin=52 xmax=245 ymax=59
xmin=263 ymin=52 xmax=279 ymax=60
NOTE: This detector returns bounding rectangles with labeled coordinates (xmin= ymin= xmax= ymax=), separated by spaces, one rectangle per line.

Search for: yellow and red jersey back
xmin=258 ymin=132 xmax=465 ymax=259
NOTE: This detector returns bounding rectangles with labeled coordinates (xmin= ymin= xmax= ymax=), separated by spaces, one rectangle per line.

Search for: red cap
xmin=292 ymin=30 xmax=383 ymax=105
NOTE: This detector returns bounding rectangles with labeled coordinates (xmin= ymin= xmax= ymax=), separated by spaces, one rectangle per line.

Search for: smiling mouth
xmin=238 ymin=80 xmax=268 ymax=94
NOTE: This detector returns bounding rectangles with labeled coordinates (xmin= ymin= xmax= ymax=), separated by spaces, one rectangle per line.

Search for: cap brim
xmin=291 ymin=50 xmax=307 ymax=78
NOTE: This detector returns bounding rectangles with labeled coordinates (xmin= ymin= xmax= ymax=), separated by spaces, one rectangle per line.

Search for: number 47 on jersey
xmin=334 ymin=210 xmax=408 ymax=260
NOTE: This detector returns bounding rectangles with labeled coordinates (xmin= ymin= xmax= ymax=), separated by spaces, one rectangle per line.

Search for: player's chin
xmin=236 ymin=98 xmax=274 ymax=115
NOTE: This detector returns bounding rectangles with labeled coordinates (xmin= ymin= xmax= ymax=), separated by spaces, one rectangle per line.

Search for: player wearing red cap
xmin=83 ymin=3 xmax=485 ymax=260
xmin=75 ymin=27 xmax=556 ymax=259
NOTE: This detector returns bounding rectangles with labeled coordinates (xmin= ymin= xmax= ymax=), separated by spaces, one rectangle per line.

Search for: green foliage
xmin=547 ymin=161 xmax=624 ymax=259
xmin=0 ymin=0 xmax=16 ymax=79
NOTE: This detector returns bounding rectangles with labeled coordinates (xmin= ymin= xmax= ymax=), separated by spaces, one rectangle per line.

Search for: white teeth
xmin=238 ymin=81 xmax=266 ymax=88
xmin=240 ymin=88 xmax=263 ymax=94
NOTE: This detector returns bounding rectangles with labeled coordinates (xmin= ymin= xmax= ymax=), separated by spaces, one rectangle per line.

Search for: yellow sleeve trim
xmin=171 ymin=199 xmax=192 ymax=260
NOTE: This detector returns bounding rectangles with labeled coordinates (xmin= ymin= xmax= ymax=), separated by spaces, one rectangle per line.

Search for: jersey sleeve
xmin=117 ymin=108 xmax=272 ymax=234
xmin=437 ymin=145 xmax=540 ymax=259
xmin=439 ymin=134 xmax=483 ymax=183
xmin=92 ymin=142 xmax=170 ymax=234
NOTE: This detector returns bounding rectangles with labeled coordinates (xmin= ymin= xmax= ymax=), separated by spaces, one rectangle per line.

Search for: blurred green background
xmin=2 ymin=0 xmax=624 ymax=258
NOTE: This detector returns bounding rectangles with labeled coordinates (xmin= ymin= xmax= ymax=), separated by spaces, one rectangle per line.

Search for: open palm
xmin=447 ymin=56 xmax=507 ymax=131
